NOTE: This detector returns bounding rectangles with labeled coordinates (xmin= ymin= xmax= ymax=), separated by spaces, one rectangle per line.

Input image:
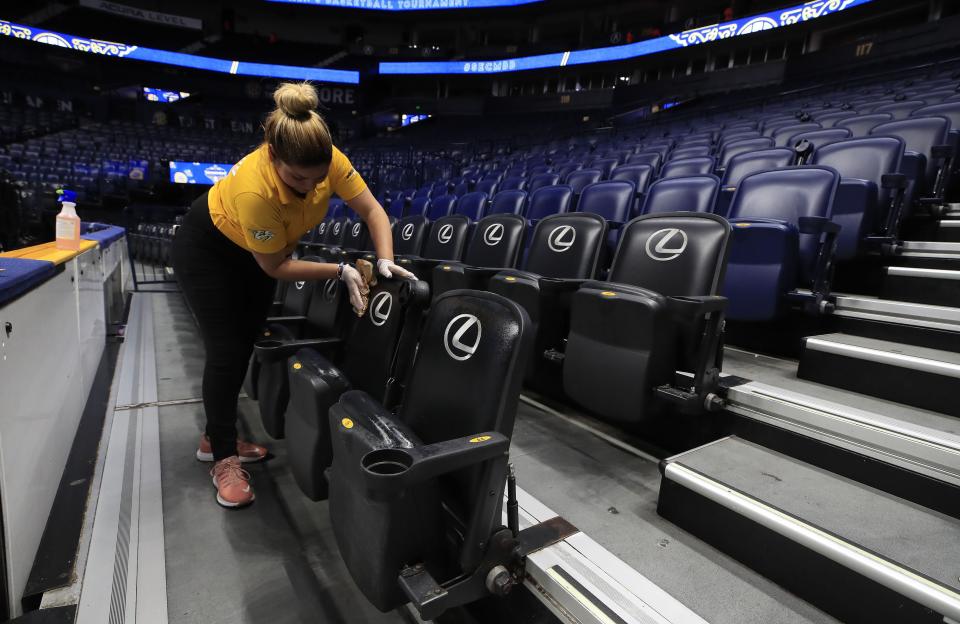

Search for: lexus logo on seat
xmin=548 ymin=225 xmax=576 ymax=252
xmin=444 ymin=314 xmax=482 ymax=361
xmin=318 ymin=223 xmax=327 ymax=235
xmin=645 ymin=228 xmax=688 ymax=262
xmin=437 ymin=224 xmax=454 ymax=244
xmin=483 ymin=223 xmax=504 ymax=246
xmin=369 ymin=291 xmax=392 ymax=327
xmin=333 ymin=223 xmax=341 ymax=235
xmin=352 ymin=223 xmax=362 ymax=237
xmin=295 ymin=281 xmax=305 ymax=290
xmin=322 ymin=279 xmax=338 ymax=301
xmin=401 ymin=223 xmax=414 ymax=241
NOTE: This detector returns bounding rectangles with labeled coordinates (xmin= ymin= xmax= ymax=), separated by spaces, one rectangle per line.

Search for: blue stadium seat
xmin=812 ymin=111 xmax=858 ymax=128
xmin=810 ymin=136 xmax=906 ymax=256
xmin=716 ymin=137 xmax=775 ymax=173
xmin=875 ymin=100 xmax=927 ymax=120
xmin=723 ymin=166 xmax=841 ymax=321
xmin=641 ymin=175 xmax=720 ymax=215
xmin=499 ymin=176 xmax=526 ymax=191
xmin=836 ymin=113 xmax=894 ymax=137
xmin=425 ymin=194 xmax=458 ymax=220
xmin=577 ymin=180 xmax=635 ymax=257
xmin=772 ymin=123 xmax=822 ymax=147
xmin=788 ymin=128 xmax=852 ymax=150
xmin=488 ymin=190 xmax=527 ymax=215
xmin=871 ymin=116 xmax=954 ymax=204
xmin=525 ymin=185 xmax=573 ymax=225
xmin=527 ymin=172 xmax=561 ymax=193
xmin=474 ymin=179 xmax=498 ymax=196
xmin=589 ymin=158 xmax=619 ymax=179
xmin=565 ymin=169 xmax=602 ymax=205
xmin=453 ymin=191 xmax=489 ymax=221
xmin=669 ymin=145 xmax=712 ymax=160
xmin=407 ymin=196 xmax=431 ymax=218
xmin=628 ymin=151 xmax=662 ymax=170
xmin=660 ymin=157 xmax=717 ymax=180
xmin=717 ymin=147 xmax=795 ymax=216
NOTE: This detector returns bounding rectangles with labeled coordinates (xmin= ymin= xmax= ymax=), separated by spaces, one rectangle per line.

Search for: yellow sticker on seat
xmin=342 ymin=418 xmax=354 ymax=429
xmin=505 ymin=276 xmax=517 ymax=282
xmin=601 ymin=291 xmax=617 ymax=297
xmin=470 ymin=435 xmax=491 ymax=443
xmin=292 ymin=362 xmax=302 ymax=370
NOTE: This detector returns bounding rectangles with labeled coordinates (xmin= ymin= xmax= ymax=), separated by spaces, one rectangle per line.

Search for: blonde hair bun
xmin=274 ymin=82 xmax=319 ymax=119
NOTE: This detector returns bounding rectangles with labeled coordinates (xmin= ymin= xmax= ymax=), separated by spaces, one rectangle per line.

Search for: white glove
xmin=377 ymin=258 xmax=418 ymax=281
xmin=339 ymin=264 xmax=369 ymax=313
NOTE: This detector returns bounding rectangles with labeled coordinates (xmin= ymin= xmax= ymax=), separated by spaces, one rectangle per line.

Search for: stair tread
xmin=805 ymin=333 xmax=960 ymax=367
xmin=669 ymin=437 xmax=960 ymax=591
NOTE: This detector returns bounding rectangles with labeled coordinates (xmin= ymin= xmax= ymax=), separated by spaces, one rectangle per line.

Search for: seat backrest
xmin=720 ymin=130 xmax=762 ymax=144
xmin=920 ymin=90 xmax=959 ymax=105
xmin=628 ymin=151 xmax=662 ymax=169
xmin=590 ymin=158 xmax=619 ymax=179
xmin=728 ymin=166 xmax=839 ymax=282
xmin=874 ymin=100 xmax=927 ymax=120
xmin=499 ymin=176 xmax=526 ymax=191
xmin=565 ymin=168 xmax=603 ymax=193
xmin=660 ymin=157 xmax=717 ymax=180
xmin=453 ymin=191 xmax=488 ymax=221
xmin=608 ymin=213 xmax=731 ymax=297
xmin=557 ymin=162 xmax=581 ymax=180
xmin=399 ymin=290 xmax=532 ymax=527
xmin=836 ymin=113 xmax=894 ymax=137
xmin=408 ymin=196 xmax=431 ymax=218
xmin=814 ymin=111 xmax=858 ymax=128
xmin=474 ymin=179 xmax=497 ymax=197
xmin=669 ymin=145 xmax=712 ymax=160
xmin=341 ymin=219 xmax=371 ymax=251
xmin=717 ymin=137 xmax=775 ymax=170
xmin=421 ymin=215 xmax=470 ymax=260
xmin=789 ymin=128 xmax=851 ymax=150
xmin=772 ymin=123 xmax=822 ymax=146
xmin=393 ymin=215 xmax=430 ymax=256
xmin=722 ymin=148 xmax=795 ymax=188
xmin=413 ymin=186 xmax=432 ymax=199
xmin=323 ymin=216 xmax=350 ymax=246
xmin=811 ymin=136 xmax=904 ymax=206
xmin=578 ymin=180 xmax=635 ymax=222
xmin=461 ymin=213 xmax=526 ymax=268
xmin=527 ymin=172 xmax=561 ymax=193
xmin=526 ymin=185 xmax=573 ymax=221
xmin=425 ymin=194 xmax=457 ymax=220
xmin=912 ymin=102 xmax=960 ymax=129
xmin=452 ymin=182 xmax=469 ymax=197
xmin=523 ymin=212 xmax=608 ymax=278
xmin=641 ymin=175 xmax=720 ymax=215
xmin=488 ymin=189 xmax=527 ymax=215
xmin=280 ymin=256 xmax=323 ymax=315
xmin=871 ymin=116 xmax=951 ymax=187
xmin=610 ymin=163 xmax=655 ymax=192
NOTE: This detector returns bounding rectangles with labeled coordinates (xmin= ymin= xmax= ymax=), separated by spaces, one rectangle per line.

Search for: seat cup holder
xmin=362 ymin=448 xmax=414 ymax=476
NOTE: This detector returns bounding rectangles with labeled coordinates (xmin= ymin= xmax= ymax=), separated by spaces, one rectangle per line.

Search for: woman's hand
xmin=377 ymin=258 xmax=418 ymax=281
xmin=339 ymin=264 xmax=369 ymax=313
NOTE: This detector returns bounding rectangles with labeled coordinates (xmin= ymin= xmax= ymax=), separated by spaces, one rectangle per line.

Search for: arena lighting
xmin=0 ymin=19 xmax=359 ymax=84
xmin=379 ymin=0 xmax=873 ymax=75
xmin=266 ymin=0 xmax=543 ymax=10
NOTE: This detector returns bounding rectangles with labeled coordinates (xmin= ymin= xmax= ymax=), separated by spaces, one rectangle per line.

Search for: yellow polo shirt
xmin=208 ymin=143 xmax=367 ymax=254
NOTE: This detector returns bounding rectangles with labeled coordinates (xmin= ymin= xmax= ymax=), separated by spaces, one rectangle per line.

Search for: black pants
xmin=172 ymin=192 xmax=275 ymax=461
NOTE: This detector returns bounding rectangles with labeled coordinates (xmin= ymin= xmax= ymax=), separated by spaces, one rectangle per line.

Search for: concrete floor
xmin=150 ymin=290 xmax=838 ymax=624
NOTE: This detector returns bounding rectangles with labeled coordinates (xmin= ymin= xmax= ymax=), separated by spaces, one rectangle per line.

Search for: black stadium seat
xmin=327 ymin=290 xmax=533 ymax=618
xmin=561 ymin=213 xmax=731 ymax=423
xmin=396 ymin=215 xmax=472 ymax=283
xmin=285 ymin=277 xmax=430 ymax=500
xmin=432 ymin=213 xmax=527 ymax=297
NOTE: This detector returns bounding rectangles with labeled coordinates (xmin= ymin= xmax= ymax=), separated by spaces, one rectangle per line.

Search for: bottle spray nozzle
xmin=56 ymin=188 xmax=77 ymax=203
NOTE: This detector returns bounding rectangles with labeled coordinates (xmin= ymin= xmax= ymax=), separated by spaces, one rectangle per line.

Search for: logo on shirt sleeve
xmin=251 ymin=229 xmax=276 ymax=242
xmin=345 ymin=168 xmax=357 ymax=180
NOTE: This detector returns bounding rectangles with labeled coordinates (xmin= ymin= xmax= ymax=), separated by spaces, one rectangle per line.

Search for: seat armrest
xmin=667 ymin=295 xmax=727 ymax=316
xmin=881 ymin=173 xmax=907 ymax=190
xmin=361 ymin=433 xmax=509 ymax=498
xmin=264 ymin=315 xmax=307 ymax=325
xmin=538 ymin=277 xmax=592 ymax=294
xmin=254 ymin=337 xmax=342 ymax=363
xmin=931 ymin=144 xmax=954 ymax=159
xmin=798 ymin=216 xmax=841 ymax=235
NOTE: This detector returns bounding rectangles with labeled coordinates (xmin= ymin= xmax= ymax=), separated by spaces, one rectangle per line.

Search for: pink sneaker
xmin=210 ymin=456 xmax=255 ymax=508
xmin=196 ymin=434 xmax=267 ymax=463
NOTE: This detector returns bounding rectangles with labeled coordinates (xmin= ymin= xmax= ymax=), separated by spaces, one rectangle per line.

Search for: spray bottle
xmin=55 ymin=189 xmax=80 ymax=251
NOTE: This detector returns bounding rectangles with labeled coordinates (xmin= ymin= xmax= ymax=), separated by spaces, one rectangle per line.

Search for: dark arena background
xmin=0 ymin=0 xmax=959 ymax=622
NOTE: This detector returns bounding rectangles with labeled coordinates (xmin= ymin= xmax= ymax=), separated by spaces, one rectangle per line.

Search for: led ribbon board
xmin=379 ymin=0 xmax=873 ymax=75
xmin=169 ymin=161 xmax=232 ymax=185
xmin=266 ymin=0 xmax=542 ymax=10
xmin=0 ymin=20 xmax=359 ymax=84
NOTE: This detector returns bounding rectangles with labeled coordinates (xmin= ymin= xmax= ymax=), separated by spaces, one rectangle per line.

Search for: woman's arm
xmin=251 ymin=251 xmax=338 ymax=282
xmin=346 ymin=188 xmax=416 ymax=280
xmin=345 ymin=188 xmax=394 ymax=260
